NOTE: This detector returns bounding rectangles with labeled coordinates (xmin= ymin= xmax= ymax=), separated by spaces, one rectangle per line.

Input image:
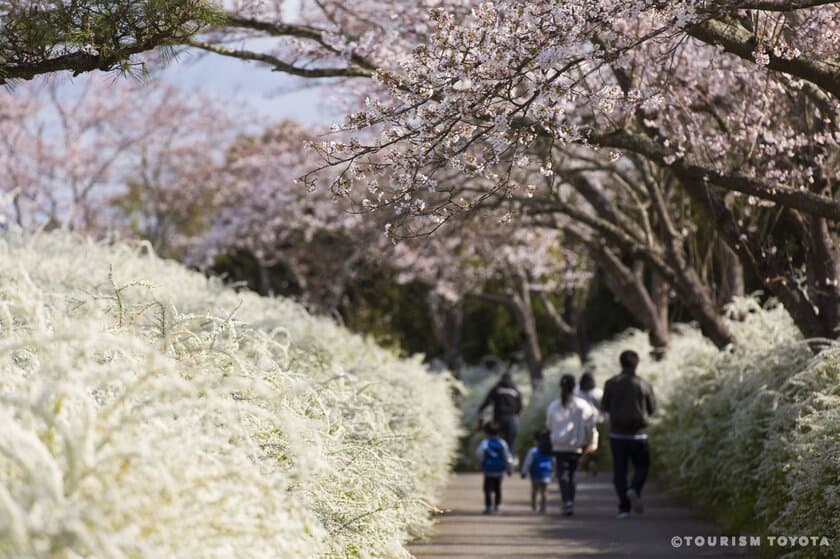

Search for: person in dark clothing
xmin=478 ymin=372 xmax=523 ymax=451
xmin=601 ymin=350 xmax=657 ymax=518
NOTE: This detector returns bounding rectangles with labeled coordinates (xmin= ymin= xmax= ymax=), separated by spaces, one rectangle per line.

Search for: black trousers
xmin=554 ymin=452 xmax=580 ymax=504
xmin=483 ymin=475 xmax=502 ymax=508
xmin=495 ymin=415 xmax=519 ymax=451
xmin=609 ymin=437 xmax=651 ymax=512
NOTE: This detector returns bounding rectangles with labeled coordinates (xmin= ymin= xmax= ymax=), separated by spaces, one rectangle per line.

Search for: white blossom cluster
xmin=305 ymin=0 xmax=840 ymax=238
xmin=0 ymin=230 xmax=459 ymax=558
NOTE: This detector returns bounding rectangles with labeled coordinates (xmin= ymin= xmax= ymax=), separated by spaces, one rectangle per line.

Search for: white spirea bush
xmin=0 ymin=231 xmax=458 ymax=559
xmin=648 ymin=301 xmax=838 ymax=559
xmin=463 ymin=299 xmax=838 ymax=557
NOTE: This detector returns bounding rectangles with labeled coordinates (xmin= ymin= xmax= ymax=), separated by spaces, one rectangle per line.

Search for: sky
xmin=158 ymin=0 xmax=336 ymax=125
xmin=163 ymin=43 xmax=337 ymax=126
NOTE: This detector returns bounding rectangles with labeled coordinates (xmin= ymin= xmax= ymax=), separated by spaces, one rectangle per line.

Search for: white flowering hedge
xmin=645 ymin=302 xmax=839 ymax=559
xmin=463 ymin=299 xmax=838 ymax=558
xmin=0 ymin=231 xmax=458 ymax=559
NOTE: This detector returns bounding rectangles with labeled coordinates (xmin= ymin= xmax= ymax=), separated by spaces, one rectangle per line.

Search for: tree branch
xmin=184 ymin=39 xmax=372 ymax=78
xmin=2 ymin=40 xmax=159 ymax=83
xmin=722 ymin=0 xmax=838 ymax=11
xmin=687 ymin=18 xmax=840 ymax=99
xmin=592 ymin=130 xmax=840 ymax=220
xmin=535 ymin=291 xmax=575 ymax=337
xmin=678 ymin=175 xmax=827 ymax=340
xmin=219 ymin=13 xmax=379 ymax=74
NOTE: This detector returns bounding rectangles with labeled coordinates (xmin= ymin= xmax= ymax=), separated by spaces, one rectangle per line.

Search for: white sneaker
xmin=626 ymin=489 xmax=644 ymax=514
xmin=493 ymin=505 xmax=500 ymax=514
xmin=616 ymin=511 xmax=630 ymax=519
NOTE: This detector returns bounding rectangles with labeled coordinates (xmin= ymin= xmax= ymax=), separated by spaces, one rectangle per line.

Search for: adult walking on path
xmin=601 ymin=350 xmax=657 ymax=518
xmin=477 ymin=372 xmax=522 ymax=451
xmin=545 ymin=374 xmax=598 ymax=515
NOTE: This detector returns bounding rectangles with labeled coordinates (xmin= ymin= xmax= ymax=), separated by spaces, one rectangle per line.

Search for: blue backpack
xmin=530 ymin=450 xmax=553 ymax=480
xmin=482 ymin=438 xmax=507 ymax=474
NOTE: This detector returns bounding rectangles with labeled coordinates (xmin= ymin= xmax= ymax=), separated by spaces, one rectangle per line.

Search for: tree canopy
xmin=3 ymin=0 xmax=840 ymax=380
xmin=0 ymin=0 xmax=215 ymax=82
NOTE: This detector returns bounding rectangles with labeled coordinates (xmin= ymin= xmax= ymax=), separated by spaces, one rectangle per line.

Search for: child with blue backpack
xmin=475 ymin=421 xmax=514 ymax=514
xmin=521 ymin=428 xmax=554 ymax=513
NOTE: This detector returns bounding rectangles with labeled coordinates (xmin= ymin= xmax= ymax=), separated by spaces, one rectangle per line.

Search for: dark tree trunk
xmin=598 ymin=249 xmax=670 ymax=352
xmin=256 ymin=258 xmax=272 ymax=297
xmin=648 ymin=270 xmax=670 ymax=360
xmin=804 ymin=214 xmax=840 ymax=340
xmin=557 ymin=172 xmax=736 ymax=350
xmin=536 ymin=291 xmax=575 ymax=337
xmin=716 ymin=238 xmax=745 ymax=310
xmin=650 ymin=270 xmax=670 ymax=333
xmin=568 ymin=293 xmax=591 ymax=363
xmin=642 ymin=176 xmax=738 ymax=349
xmin=559 ymin=226 xmax=670 ymax=351
xmin=672 ymin=263 xmax=737 ymax=348
xmin=802 ymin=120 xmax=840 ymax=341
xmin=427 ymin=293 xmax=464 ymax=374
xmin=507 ymin=268 xmax=545 ymax=390
xmin=679 ymin=176 xmax=828 ymax=347
xmin=509 ymin=295 xmax=544 ymax=391
xmin=478 ymin=270 xmax=545 ymax=390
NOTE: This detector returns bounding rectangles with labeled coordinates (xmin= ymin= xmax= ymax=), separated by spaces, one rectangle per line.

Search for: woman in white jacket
xmin=545 ymin=374 xmax=598 ymax=515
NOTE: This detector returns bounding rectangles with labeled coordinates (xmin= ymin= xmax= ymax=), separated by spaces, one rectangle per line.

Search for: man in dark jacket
xmin=601 ymin=350 xmax=657 ymax=518
xmin=478 ymin=372 xmax=522 ymax=451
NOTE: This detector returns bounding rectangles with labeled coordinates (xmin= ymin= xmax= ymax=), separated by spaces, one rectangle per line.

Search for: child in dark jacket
xmin=521 ymin=428 xmax=554 ymax=513
xmin=476 ymin=422 xmax=514 ymax=514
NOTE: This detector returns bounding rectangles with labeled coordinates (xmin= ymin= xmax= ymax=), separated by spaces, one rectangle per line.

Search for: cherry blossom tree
xmin=390 ymin=226 xmax=477 ymax=373
xmin=173 ymin=0 xmax=838 ymax=349
xmin=515 ymin=152 xmax=743 ymax=351
xmin=185 ymin=0 xmax=473 ymax=82
xmin=0 ymin=87 xmax=39 ymax=226
xmin=294 ymin=0 xmax=840 ymax=349
xmin=392 ymin=213 xmax=590 ymax=384
xmin=479 ymin=226 xmax=589 ymax=387
xmin=188 ymin=121 xmax=391 ymax=314
xmin=5 ymin=0 xmax=839 ymax=356
xmin=158 ymin=118 xmax=591 ymax=377
xmin=0 ymin=76 xmax=236 ymax=254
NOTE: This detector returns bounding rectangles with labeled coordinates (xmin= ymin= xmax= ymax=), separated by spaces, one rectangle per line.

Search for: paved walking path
xmin=410 ymin=473 xmax=753 ymax=558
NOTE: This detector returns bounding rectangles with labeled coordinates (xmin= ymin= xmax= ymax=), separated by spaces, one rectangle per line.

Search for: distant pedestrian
xmin=477 ymin=371 xmax=523 ymax=452
xmin=476 ymin=422 xmax=514 ymax=514
xmin=545 ymin=374 xmax=598 ymax=516
xmin=520 ymin=428 xmax=554 ymax=513
xmin=576 ymin=370 xmax=603 ymax=417
xmin=601 ymin=350 xmax=657 ymax=519
xmin=576 ymin=370 xmax=604 ymax=476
